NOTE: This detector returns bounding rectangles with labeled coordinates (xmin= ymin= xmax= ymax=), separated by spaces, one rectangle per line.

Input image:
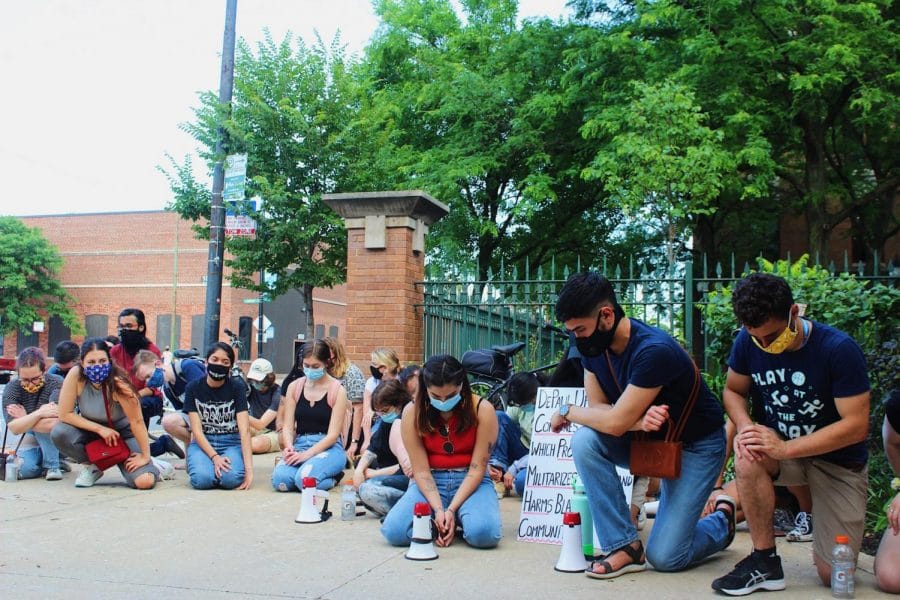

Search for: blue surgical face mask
xmin=520 ymin=403 xmax=535 ymax=413
xmin=304 ymin=366 xmax=326 ymax=381
xmin=429 ymin=393 xmax=462 ymax=412
xmin=146 ymin=367 xmax=165 ymax=388
xmin=380 ymin=411 xmax=399 ymax=424
xmin=251 ymin=380 xmax=267 ymax=391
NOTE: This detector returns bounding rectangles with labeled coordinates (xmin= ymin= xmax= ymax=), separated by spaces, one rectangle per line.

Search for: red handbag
xmin=84 ymin=387 xmax=131 ymax=471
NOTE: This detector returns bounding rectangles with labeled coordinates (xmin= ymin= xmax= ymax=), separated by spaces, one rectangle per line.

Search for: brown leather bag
xmin=605 ymin=352 xmax=701 ymax=480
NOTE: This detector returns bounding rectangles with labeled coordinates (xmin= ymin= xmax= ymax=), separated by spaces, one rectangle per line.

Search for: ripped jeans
xmin=271 ymin=432 xmax=345 ymax=491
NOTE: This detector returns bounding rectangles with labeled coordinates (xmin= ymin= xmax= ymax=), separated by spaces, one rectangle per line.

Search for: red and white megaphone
xmin=405 ymin=502 xmax=438 ymax=561
xmin=555 ymin=512 xmax=590 ymax=572
xmin=295 ymin=477 xmax=332 ymax=523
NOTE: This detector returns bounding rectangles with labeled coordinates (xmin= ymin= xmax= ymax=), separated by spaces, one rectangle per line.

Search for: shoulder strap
xmin=101 ymin=385 xmax=115 ymax=428
xmin=668 ymin=364 xmax=701 ymax=442
xmin=326 ymin=378 xmax=341 ymax=408
xmin=2 ymin=422 xmax=8 ymax=453
xmin=292 ymin=377 xmax=307 ymax=404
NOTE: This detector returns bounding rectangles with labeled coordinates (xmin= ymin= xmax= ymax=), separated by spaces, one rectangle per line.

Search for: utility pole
xmin=203 ymin=0 xmax=238 ymax=350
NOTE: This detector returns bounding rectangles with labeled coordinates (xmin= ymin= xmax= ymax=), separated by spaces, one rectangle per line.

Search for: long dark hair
xmin=79 ymin=337 xmax=135 ymax=404
xmin=414 ymin=354 xmax=475 ymax=434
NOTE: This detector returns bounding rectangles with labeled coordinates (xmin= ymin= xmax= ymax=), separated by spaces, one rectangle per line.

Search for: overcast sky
xmin=0 ymin=0 xmax=569 ymax=217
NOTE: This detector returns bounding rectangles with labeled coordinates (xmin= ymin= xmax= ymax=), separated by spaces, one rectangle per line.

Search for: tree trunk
xmin=301 ymin=282 xmax=314 ymax=340
xmin=799 ymin=114 xmax=831 ymax=258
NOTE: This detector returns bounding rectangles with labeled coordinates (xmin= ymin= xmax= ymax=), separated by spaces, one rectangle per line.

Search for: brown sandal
xmin=586 ymin=540 xmax=646 ymax=579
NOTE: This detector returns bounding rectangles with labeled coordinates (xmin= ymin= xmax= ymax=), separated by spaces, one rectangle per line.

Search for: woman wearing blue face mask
xmin=272 ymin=339 xmax=350 ymax=492
xmin=381 ymin=354 xmax=501 ymax=549
xmin=52 ymin=337 xmax=159 ymax=489
xmin=354 ymin=379 xmax=413 ymax=516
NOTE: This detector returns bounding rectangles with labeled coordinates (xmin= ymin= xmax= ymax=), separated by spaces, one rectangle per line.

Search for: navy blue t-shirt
xmin=582 ymin=318 xmax=724 ymax=442
xmin=728 ymin=320 xmax=869 ymax=465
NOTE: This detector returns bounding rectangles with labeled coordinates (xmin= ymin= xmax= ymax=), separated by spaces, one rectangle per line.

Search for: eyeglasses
xmin=439 ymin=424 xmax=454 ymax=455
xmin=20 ymin=375 xmax=44 ymax=385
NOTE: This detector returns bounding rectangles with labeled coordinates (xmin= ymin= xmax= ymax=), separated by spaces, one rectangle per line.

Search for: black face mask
xmin=207 ymin=362 xmax=230 ymax=381
xmin=370 ymin=365 xmax=383 ymax=380
xmin=575 ymin=309 xmax=623 ymax=358
xmin=118 ymin=328 xmax=146 ymax=354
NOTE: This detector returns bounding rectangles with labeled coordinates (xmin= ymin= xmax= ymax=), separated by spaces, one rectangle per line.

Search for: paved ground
xmin=0 ymin=450 xmax=886 ymax=599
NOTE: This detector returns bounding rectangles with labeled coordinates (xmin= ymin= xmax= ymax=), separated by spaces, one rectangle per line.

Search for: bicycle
xmin=463 ymin=324 xmax=577 ymax=411
xmin=223 ymin=328 xmax=247 ymax=383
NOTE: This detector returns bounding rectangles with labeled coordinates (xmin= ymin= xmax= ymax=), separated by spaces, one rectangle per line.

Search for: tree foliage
xmin=162 ymin=33 xmax=356 ymax=332
xmin=0 ymin=216 xmax=81 ymax=336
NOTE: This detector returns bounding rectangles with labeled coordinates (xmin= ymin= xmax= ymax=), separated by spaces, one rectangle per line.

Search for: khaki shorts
xmin=251 ymin=429 xmax=280 ymax=453
xmin=774 ymin=458 xmax=868 ymax=562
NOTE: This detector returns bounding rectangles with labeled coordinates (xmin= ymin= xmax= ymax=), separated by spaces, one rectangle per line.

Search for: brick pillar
xmin=322 ymin=191 xmax=449 ymax=366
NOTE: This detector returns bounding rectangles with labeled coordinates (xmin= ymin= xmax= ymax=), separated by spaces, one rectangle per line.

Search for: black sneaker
xmin=712 ymin=553 xmax=786 ymax=596
xmin=161 ymin=434 xmax=186 ymax=459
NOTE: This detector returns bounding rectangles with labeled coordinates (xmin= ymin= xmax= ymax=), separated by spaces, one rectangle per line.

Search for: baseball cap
xmin=247 ymin=358 xmax=274 ymax=381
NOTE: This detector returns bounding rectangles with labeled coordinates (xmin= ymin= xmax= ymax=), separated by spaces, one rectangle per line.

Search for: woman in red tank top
xmin=380 ymin=354 xmax=502 ymax=549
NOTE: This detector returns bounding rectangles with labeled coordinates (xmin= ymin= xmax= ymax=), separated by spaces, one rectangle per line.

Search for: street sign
xmin=242 ymin=298 xmax=263 ymax=304
xmin=254 ymin=315 xmax=272 ymax=331
xmin=224 ymin=154 xmax=255 ymax=237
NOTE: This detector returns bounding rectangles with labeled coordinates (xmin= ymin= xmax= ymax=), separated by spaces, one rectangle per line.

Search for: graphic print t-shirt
xmin=728 ymin=321 xmax=870 ymax=465
xmin=184 ymin=378 xmax=248 ymax=435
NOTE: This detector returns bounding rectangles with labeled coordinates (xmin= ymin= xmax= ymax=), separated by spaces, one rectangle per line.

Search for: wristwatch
xmin=559 ymin=404 xmax=572 ymax=419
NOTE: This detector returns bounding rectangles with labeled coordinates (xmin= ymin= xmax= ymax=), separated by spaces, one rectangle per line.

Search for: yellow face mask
xmin=750 ymin=311 xmax=798 ymax=354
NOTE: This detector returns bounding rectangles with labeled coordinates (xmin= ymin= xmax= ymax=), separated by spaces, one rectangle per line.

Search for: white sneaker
xmin=45 ymin=468 xmax=64 ymax=481
xmin=786 ymin=511 xmax=813 ymax=542
xmin=75 ymin=465 xmax=103 ymax=488
xmin=151 ymin=457 xmax=175 ymax=481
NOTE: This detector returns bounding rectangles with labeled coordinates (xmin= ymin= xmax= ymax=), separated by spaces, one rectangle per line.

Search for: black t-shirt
xmin=368 ymin=421 xmax=398 ymax=468
xmin=582 ymin=318 xmax=724 ymax=443
xmin=294 ymin=389 xmax=332 ymax=435
xmin=885 ymin=389 xmax=900 ymax=435
xmin=184 ymin=378 xmax=248 ymax=435
xmin=248 ymin=385 xmax=281 ymax=426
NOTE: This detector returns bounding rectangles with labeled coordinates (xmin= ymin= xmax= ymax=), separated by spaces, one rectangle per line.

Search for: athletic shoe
xmin=75 ymin=465 xmax=103 ymax=488
xmin=151 ymin=457 xmax=176 ymax=481
xmin=160 ymin=434 xmax=186 ymax=459
xmin=45 ymin=468 xmax=64 ymax=481
xmin=785 ymin=511 xmax=813 ymax=542
xmin=711 ymin=553 xmax=786 ymax=596
xmin=636 ymin=507 xmax=646 ymax=531
xmin=59 ymin=460 xmax=72 ymax=473
xmin=772 ymin=508 xmax=794 ymax=536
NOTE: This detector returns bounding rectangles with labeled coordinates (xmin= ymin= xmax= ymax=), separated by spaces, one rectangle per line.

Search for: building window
xmin=85 ymin=314 xmax=109 ymax=340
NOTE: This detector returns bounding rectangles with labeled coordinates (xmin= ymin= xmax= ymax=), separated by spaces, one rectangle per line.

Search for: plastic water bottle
xmin=571 ymin=474 xmax=593 ymax=559
xmin=341 ymin=484 xmax=356 ymax=521
xmin=831 ymin=534 xmax=855 ymax=598
xmin=5 ymin=453 xmax=18 ymax=482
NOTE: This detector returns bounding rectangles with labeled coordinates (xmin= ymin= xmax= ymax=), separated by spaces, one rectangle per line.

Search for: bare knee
xmin=134 ymin=473 xmax=157 ymax=490
xmin=252 ymin=436 xmax=271 ymax=454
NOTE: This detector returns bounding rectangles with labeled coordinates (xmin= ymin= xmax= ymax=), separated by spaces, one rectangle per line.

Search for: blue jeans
xmin=271 ymin=433 xmax=346 ymax=492
xmin=513 ymin=469 xmax=526 ymax=496
xmin=359 ymin=474 xmax=409 ymax=516
xmin=572 ymin=426 xmax=728 ymax=571
xmin=489 ymin=411 xmax=529 ymax=471
xmin=187 ymin=432 xmax=245 ymax=490
xmin=381 ymin=470 xmax=502 ymax=549
xmin=18 ymin=432 xmax=61 ymax=478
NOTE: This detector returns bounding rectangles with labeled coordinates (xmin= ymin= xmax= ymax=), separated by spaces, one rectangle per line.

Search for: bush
xmin=699 ymin=255 xmax=899 ymax=540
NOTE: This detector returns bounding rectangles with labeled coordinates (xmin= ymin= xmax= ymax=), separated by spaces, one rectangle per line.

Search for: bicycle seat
xmin=491 ymin=342 xmax=526 ymax=356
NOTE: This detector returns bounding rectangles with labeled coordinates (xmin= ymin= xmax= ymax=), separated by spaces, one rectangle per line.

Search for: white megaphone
xmin=555 ymin=512 xmax=590 ymax=573
xmin=405 ymin=502 xmax=438 ymax=561
xmin=295 ymin=477 xmax=332 ymax=524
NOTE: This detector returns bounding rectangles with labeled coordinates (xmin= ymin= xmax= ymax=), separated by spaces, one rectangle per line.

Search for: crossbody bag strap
xmin=101 ymin=385 xmax=115 ymax=428
xmin=1 ymin=419 xmax=8 ymax=453
xmin=668 ymin=363 xmax=701 ymax=442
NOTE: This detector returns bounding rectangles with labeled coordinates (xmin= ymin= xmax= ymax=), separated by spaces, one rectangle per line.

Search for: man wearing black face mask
xmin=109 ymin=308 xmax=170 ymax=458
xmin=550 ymin=272 xmax=728 ymax=581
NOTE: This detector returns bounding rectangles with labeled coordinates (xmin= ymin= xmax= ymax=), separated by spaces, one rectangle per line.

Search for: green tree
xmin=162 ymin=33 xmax=357 ymax=333
xmin=0 ymin=216 xmax=81 ymax=336
xmin=355 ymin=0 xmax=620 ymax=277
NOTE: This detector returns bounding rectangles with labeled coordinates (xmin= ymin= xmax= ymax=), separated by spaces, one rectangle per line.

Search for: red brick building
xmin=3 ymin=211 xmax=346 ymax=373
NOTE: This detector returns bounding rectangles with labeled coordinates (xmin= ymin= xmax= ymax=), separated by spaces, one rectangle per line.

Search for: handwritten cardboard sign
xmin=517 ymin=387 xmax=633 ymax=545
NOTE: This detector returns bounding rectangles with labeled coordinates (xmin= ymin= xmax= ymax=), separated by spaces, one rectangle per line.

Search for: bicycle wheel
xmin=469 ymin=377 xmax=507 ymax=411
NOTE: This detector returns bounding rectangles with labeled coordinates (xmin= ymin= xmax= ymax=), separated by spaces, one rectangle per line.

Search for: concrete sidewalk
xmin=0 ymin=452 xmax=886 ymax=599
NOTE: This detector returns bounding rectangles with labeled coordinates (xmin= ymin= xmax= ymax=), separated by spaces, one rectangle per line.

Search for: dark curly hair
xmin=555 ymin=271 xmax=624 ymax=322
xmin=731 ymin=273 xmax=794 ymax=328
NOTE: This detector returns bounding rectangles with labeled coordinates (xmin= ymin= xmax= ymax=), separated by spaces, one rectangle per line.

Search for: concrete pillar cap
xmin=322 ymin=191 xmax=449 ymax=226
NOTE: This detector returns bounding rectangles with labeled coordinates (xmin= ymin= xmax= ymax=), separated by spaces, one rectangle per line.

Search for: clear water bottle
xmin=571 ymin=474 xmax=593 ymax=559
xmin=5 ymin=453 xmax=18 ymax=482
xmin=831 ymin=534 xmax=855 ymax=598
xmin=341 ymin=484 xmax=356 ymax=521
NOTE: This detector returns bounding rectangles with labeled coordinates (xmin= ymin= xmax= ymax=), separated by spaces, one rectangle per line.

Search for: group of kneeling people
xmin=3 ymin=271 xmax=899 ymax=596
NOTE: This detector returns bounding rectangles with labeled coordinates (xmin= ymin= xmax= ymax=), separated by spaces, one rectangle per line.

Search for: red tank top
xmin=422 ymin=412 xmax=477 ymax=469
